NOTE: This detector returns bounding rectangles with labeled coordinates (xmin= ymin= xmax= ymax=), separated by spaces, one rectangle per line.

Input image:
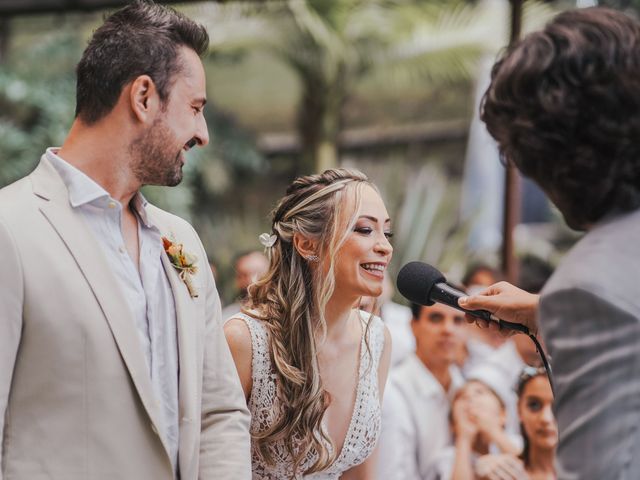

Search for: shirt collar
xmin=406 ymin=354 xmax=463 ymax=400
xmin=46 ymin=147 xmax=153 ymax=228
xmin=131 ymin=191 xmax=153 ymax=228
xmin=46 ymin=148 xmax=110 ymax=208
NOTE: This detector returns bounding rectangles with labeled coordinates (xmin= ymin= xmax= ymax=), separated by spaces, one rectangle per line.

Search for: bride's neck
xmin=323 ymin=294 xmax=358 ymax=341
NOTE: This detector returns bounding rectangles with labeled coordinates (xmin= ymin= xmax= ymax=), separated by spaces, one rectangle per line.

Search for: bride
xmin=225 ymin=168 xmax=393 ymax=479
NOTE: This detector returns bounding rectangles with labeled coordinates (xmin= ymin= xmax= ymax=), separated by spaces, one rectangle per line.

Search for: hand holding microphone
xmin=396 ymin=261 xmax=534 ymax=334
xmin=458 ymin=281 xmax=540 ymax=337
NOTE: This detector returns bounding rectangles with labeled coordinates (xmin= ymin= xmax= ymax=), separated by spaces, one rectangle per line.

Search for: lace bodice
xmin=235 ymin=310 xmax=386 ymax=479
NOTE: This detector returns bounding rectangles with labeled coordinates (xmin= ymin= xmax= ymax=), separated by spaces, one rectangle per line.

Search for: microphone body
xmin=397 ymin=261 xmax=529 ymax=334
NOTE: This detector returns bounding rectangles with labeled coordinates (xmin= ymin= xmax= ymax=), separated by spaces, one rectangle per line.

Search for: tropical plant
xmin=0 ymin=22 xmax=82 ymax=187
xmin=190 ymin=0 xmax=518 ymax=174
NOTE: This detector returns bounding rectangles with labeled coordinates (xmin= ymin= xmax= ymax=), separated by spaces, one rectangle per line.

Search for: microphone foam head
xmin=396 ymin=261 xmax=446 ymax=306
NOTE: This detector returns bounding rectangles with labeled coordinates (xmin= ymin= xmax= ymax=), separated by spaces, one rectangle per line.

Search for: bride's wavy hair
xmin=245 ymin=167 xmax=376 ymax=475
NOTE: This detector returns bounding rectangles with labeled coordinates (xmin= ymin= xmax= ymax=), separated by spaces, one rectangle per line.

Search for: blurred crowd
xmin=218 ymin=256 xmax=558 ymax=480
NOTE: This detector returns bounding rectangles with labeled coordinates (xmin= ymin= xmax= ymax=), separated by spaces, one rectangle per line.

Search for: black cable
xmin=494 ymin=318 xmax=555 ymax=396
xmin=528 ymin=333 xmax=555 ymax=396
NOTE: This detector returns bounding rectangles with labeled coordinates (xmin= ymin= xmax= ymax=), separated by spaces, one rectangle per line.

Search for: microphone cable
xmin=526 ymin=331 xmax=555 ymax=397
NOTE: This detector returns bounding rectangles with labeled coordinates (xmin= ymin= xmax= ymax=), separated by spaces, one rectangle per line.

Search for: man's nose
xmin=195 ymin=115 xmax=209 ymax=147
xmin=442 ymin=318 xmax=456 ymax=333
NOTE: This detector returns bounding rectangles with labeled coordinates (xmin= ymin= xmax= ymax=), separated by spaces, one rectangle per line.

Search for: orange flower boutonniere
xmin=162 ymin=236 xmax=199 ymax=298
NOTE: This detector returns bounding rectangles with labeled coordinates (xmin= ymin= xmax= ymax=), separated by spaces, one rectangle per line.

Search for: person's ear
xmin=293 ymin=233 xmax=320 ymax=262
xmin=129 ymin=75 xmax=160 ymax=123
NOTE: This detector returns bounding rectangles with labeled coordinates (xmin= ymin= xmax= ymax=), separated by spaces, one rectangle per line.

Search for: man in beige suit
xmin=0 ymin=2 xmax=250 ymax=479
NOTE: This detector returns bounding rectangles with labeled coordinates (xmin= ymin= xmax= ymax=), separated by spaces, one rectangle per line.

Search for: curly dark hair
xmin=481 ymin=7 xmax=640 ymax=230
xmin=75 ymin=0 xmax=209 ymax=124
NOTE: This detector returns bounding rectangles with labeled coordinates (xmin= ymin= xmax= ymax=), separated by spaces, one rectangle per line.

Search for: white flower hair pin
xmin=259 ymin=232 xmax=277 ymax=248
xmin=259 ymin=232 xmax=277 ymax=261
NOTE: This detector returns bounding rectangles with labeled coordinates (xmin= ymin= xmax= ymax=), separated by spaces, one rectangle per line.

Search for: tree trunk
xmin=502 ymin=0 xmax=523 ymax=284
xmin=296 ymin=63 xmax=347 ymax=174
xmin=0 ymin=18 xmax=10 ymax=64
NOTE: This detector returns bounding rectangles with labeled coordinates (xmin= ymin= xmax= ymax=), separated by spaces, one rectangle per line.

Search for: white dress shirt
xmin=47 ymin=148 xmax=180 ymax=473
xmin=377 ymin=355 xmax=464 ymax=480
xmin=380 ymin=301 xmax=415 ymax=367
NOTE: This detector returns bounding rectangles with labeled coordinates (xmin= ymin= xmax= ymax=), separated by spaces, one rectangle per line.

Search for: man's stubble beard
xmin=130 ymin=115 xmax=183 ymax=187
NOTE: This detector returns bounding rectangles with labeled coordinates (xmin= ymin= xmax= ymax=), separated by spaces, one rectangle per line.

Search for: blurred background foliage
xmin=1 ymin=0 xmax=623 ymax=303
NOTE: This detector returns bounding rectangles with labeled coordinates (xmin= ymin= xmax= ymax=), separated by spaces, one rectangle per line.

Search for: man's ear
xmin=292 ymin=232 xmax=319 ymax=260
xmin=129 ymin=75 xmax=160 ymax=123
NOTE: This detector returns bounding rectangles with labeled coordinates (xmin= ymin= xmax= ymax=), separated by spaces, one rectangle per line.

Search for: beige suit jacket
xmin=0 ymin=157 xmax=251 ymax=480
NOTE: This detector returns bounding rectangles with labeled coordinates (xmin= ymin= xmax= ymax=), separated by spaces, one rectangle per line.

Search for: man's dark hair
xmin=481 ymin=7 xmax=640 ymax=229
xmin=461 ymin=262 xmax=499 ymax=288
xmin=410 ymin=302 xmax=423 ymax=321
xmin=75 ymin=0 xmax=209 ymax=124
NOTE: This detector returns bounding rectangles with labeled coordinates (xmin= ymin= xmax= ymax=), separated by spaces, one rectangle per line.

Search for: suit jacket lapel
xmin=30 ymin=157 xmax=171 ymax=457
xmin=148 ymin=211 xmax=201 ymax=472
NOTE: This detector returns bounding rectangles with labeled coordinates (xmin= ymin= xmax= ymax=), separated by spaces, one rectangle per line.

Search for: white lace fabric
xmin=235 ymin=311 xmax=386 ymax=479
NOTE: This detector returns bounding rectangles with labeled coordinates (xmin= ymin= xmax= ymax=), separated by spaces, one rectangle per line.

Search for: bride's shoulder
xmin=225 ymin=310 xmax=268 ymax=338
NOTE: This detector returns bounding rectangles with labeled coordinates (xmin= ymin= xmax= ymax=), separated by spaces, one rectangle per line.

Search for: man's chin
xmin=561 ymin=210 xmax=589 ymax=232
xmin=166 ymin=166 xmax=183 ymax=186
xmin=141 ymin=169 xmax=183 ymax=187
xmin=547 ymin=190 xmax=589 ymax=231
xmin=164 ymin=176 xmax=182 ymax=187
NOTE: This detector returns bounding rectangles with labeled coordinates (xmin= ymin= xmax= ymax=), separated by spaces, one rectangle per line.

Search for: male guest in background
xmin=460 ymin=8 xmax=640 ymax=479
xmin=377 ymin=302 xmax=465 ymax=479
xmin=0 ymin=2 xmax=250 ymax=479
xmin=458 ymin=263 xmax=505 ymax=374
xmin=221 ymin=250 xmax=269 ymax=320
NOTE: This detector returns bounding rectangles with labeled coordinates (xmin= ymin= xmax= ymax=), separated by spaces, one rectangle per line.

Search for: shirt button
xmin=108 ymin=201 xmax=117 ymax=209
xmin=119 ymin=246 xmax=126 ymax=254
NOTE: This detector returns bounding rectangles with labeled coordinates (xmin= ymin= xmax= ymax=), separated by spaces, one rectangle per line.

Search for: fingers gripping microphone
xmin=396 ymin=261 xmax=529 ymax=334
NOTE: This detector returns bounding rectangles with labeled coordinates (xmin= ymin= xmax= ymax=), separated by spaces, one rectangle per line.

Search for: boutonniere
xmin=162 ymin=236 xmax=199 ymax=298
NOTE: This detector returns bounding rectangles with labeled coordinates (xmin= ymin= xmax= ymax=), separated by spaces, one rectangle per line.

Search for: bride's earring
xmin=305 ymin=254 xmax=319 ymax=262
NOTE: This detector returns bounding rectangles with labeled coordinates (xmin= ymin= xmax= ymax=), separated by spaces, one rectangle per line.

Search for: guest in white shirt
xmin=377 ymin=302 xmax=466 ymax=479
xmin=361 ymin=273 xmax=415 ymax=367
xmin=458 ymin=263 xmax=506 ymax=375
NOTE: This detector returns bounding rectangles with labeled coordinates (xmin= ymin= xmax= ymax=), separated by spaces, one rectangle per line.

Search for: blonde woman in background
xmin=224 ymin=168 xmax=393 ymax=479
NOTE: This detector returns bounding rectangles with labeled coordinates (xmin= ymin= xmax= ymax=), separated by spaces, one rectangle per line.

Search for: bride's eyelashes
xmin=353 ymin=226 xmax=394 ymax=239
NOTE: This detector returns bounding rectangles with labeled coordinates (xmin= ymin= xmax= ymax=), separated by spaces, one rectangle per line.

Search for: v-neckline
xmin=322 ymin=310 xmax=367 ymax=470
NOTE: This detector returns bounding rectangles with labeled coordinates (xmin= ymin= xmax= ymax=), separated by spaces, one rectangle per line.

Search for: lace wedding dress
xmin=234 ymin=310 xmax=386 ymax=479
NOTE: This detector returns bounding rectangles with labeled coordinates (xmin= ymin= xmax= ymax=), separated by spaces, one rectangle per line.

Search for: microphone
xmin=396 ymin=261 xmax=529 ymax=334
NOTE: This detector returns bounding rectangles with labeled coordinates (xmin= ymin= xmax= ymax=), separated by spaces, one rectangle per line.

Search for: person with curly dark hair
xmin=481 ymin=7 xmax=640 ymax=231
xmin=459 ymin=7 xmax=640 ymax=479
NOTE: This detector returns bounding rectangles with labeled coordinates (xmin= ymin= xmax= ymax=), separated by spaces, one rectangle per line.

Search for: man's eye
xmin=527 ymin=399 xmax=543 ymax=412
